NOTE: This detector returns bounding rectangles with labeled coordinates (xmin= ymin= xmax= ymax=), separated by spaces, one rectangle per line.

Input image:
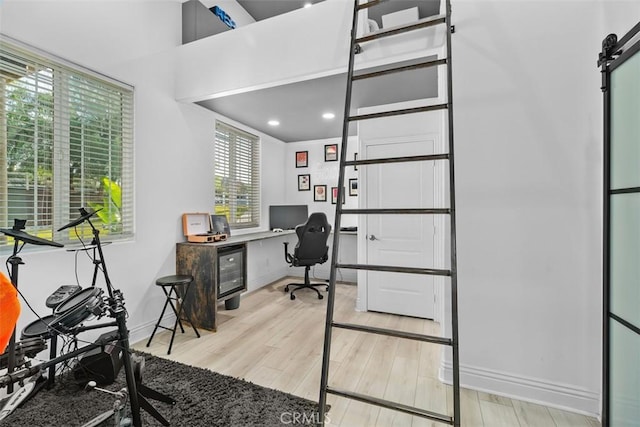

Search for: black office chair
xmin=283 ymin=212 xmax=331 ymax=300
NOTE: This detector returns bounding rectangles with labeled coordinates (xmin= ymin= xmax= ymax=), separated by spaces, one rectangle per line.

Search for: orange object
xmin=0 ymin=271 xmax=20 ymax=353
xmin=182 ymin=213 xmax=227 ymax=243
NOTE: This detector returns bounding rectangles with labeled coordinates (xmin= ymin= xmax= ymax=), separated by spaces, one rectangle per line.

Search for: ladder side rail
xmin=445 ymin=0 xmax=461 ymax=425
xmin=320 ymin=2 xmax=462 ymax=425
xmin=318 ymin=0 xmax=360 ymax=422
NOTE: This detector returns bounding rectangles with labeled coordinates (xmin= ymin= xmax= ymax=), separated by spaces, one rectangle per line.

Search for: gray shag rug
xmin=0 ymin=352 xmax=323 ymax=426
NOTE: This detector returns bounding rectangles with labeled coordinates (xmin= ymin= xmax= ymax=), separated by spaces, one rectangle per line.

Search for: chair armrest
xmin=283 ymin=242 xmax=293 ymax=264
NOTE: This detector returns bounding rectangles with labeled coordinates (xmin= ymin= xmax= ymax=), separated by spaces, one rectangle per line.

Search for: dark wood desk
xmin=176 ymin=231 xmax=295 ymax=331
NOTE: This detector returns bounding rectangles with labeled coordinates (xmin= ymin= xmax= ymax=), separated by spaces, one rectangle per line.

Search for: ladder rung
xmin=356 ymin=15 xmax=447 ymax=44
xmin=341 ymin=208 xmax=450 ymax=215
xmin=349 ymin=104 xmax=448 ymax=122
xmin=353 ymin=58 xmax=447 ymax=81
xmin=332 ymin=321 xmax=453 ymax=345
xmin=326 ymin=386 xmax=453 ymax=425
xmin=345 ymin=153 xmax=449 ymax=167
xmin=336 ymin=263 xmax=452 ymax=277
xmin=356 ymin=0 xmax=386 ymax=11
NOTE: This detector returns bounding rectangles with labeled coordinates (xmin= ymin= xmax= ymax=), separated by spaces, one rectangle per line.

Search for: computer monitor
xmin=269 ymin=205 xmax=308 ymax=230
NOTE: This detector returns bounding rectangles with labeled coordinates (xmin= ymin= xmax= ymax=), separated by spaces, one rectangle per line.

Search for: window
xmin=214 ymin=121 xmax=260 ymax=228
xmin=0 ymin=36 xmax=134 ymax=250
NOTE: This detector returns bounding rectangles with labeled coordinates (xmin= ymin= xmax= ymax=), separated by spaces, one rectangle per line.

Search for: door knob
xmin=369 ymin=234 xmax=377 ymax=241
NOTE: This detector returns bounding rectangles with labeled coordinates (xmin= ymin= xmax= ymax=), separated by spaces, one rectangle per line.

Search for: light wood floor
xmin=132 ymin=279 xmax=601 ymax=427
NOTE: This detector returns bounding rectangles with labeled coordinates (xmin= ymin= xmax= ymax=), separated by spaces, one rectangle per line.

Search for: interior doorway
xmin=355 ymin=106 xmax=446 ymax=321
xmin=363 ymin=135 xmax=437 ymax=319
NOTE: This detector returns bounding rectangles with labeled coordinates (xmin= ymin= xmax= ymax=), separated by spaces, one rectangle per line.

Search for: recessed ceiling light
xmin=322 ymin=112 xmax=335 ymax=120
xmin=268 ymin=120 xmax=280 ymax=126
xmin=303 ymin=3 xmax=312 ymax=8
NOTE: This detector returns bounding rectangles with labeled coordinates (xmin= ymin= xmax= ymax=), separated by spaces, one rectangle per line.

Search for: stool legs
xmin=177 ymin=282 xmax=201 ymax=340
xmin=169 ymin=286 xmax=201 ymax=355
xmin=164 ymin=286 xmax=186 ymax=334
xmin=147 ymin=281 xmax=200 ymax=355
xmin=146 ymin=289 xmax=172 ymax=349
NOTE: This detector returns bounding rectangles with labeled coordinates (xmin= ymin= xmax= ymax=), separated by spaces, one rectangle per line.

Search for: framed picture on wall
xmin=296 ymin=151 xmax=308 ymax=168
xmin=331 ymin=187 xmax=345 ymax=204
xmin=298 ymin=174 xmax=310 ymax=191
xmin=324 ymin=144 xmax=338 ymax=162
xmin=349 ymin=178 xmax=358 ymax=196
xmin=314 ymin=185 xmax=327 ymax=202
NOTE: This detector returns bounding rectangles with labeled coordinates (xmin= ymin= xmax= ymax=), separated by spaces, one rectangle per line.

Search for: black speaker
xmin=73 ymin=330 xmax=123 ymax=385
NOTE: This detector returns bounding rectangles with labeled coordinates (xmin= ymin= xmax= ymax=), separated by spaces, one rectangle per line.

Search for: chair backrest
xmin=293 ymin=212 xmax=331 ymax=266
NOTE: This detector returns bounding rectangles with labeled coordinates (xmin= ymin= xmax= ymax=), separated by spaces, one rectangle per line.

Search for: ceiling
xmin=237 ymin=0 xmax=325 ymax=22
xmin=191 ymin=0 xmax=441 ymax=143
xmin=197 ymin=58 xmax=439 ymax=142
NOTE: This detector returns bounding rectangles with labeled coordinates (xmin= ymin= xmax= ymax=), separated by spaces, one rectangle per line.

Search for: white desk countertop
xmin=178 ymin=229 xmax=357 ymax=247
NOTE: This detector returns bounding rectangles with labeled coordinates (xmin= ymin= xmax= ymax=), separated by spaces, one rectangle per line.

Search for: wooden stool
xmin=146 ymin=274 xmax=200 ymax=354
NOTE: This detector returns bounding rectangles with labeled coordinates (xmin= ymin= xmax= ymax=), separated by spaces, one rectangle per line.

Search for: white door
xmin=364 ymin=137 xmax=436 ymax=319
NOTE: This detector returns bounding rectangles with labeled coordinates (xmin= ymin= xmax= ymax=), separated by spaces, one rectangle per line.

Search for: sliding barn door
xmin=602 ymin=22 xmax=640 ymax=427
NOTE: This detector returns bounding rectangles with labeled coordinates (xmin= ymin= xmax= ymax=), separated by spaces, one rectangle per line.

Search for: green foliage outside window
xmin=1 ymin=38 xmax=133 ymax=247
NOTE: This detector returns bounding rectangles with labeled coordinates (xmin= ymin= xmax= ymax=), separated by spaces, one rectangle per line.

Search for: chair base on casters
xmin=284 ymin=266 xmax=328 ymax=300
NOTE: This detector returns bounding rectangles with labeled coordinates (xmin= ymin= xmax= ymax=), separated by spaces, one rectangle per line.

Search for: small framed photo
xmin=314 ymin=185 xmax=327 ymax=202
xmin=349 ymin=178 xmax=358 ymax=196
xmin=298 ymin=174 xmax=310 ymax=191
xmin=296 ymin=151 xmax=308 ymax=168
xmin=331 ymin=187 xmax=345 ymax=205
xmin=324 ymin=144 xmax=338 ymax=162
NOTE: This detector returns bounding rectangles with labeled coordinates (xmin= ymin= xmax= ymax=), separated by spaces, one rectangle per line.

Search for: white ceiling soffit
xmin=196 ymin=57 xmax=439 ymax=143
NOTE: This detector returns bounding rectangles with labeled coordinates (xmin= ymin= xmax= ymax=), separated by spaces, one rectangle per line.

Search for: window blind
xmin=214 ymin=121 xmax=260 ymax=228
xmin=0 ymin=36 xmax=134 ymax=248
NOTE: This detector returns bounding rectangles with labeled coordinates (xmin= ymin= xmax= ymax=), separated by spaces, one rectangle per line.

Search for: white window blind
xmin=0 ymin=36 xmax=134 ymax=249
xmin=214 ymin=121 xmax=260 ymax=228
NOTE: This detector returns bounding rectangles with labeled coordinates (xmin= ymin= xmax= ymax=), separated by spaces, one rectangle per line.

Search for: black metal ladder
xmin=318 ymin=0 xmax=460 ymax=425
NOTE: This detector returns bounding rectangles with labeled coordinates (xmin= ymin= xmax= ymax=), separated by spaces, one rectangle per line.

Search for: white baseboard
xmin=440 ymin=360 xmax=600 ymax=418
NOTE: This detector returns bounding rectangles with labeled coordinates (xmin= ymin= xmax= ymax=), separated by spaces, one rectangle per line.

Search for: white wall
xmin=280 ymin=136 xmax=359 ymax=283
xmin=246 ymin=234 xmax=292 ymax=292
xmin=0 ymin=0 xmax=285 ymax=345
xmin=599 ymin=0 xmax=640 ymax=38
xmin=283 ymin=136 xmax=358 ymax=228
xmin=441 ymin=0 xmax=640 ymax=416
xmin=0 ymin=1 xmax=181 ymax=73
